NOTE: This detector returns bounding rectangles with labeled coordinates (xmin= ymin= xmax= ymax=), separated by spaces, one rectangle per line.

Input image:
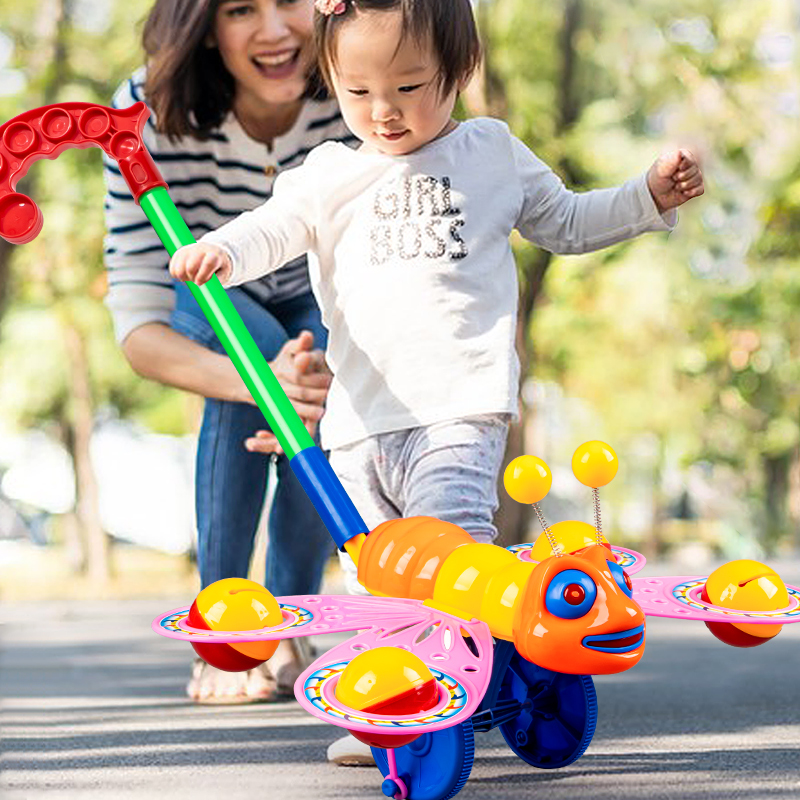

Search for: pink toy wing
xmin=295 ymin=604 xmax=494 ymax=736
xmin=152 ymin=594 xmax=431 ymax=643
xmin=632 ymin=576 xmax=800 ymax=624
xmin=508 ymin=543 xmax=647 ymax=574
xmin=153 ymin=595 xmax=494 ymax=734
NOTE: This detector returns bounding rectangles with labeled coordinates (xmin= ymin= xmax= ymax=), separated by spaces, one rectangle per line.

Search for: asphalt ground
xmin=2 ymin=565 xmax=799 ymax=800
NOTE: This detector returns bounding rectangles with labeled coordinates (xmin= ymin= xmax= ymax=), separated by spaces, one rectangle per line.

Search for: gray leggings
xmin=331 ymin=414 xmax=510 ymax=594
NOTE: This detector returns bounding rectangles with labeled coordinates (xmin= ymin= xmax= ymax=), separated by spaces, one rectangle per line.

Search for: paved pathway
xmin=2 ymin=566 xmax=800 ymax=799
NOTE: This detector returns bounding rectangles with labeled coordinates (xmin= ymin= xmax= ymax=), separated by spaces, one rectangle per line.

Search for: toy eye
xmin=545 ymin=569 xmax=597 ymax=619
xmin=564 ymin=584 xmax=585 ymax=605
xmin=607 ymin=559 xmax=633 ymax=598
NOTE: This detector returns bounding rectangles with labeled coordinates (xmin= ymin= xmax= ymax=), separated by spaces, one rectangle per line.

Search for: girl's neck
xmin=233 ymin=95 xmax=304 ymax=148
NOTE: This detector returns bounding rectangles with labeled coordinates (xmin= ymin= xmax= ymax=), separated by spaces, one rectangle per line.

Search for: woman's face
xmin=210 ymin=0 xmax=315 ymax=112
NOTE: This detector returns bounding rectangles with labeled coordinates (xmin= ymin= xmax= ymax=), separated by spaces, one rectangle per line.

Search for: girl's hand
xmin=647 ymin=149 xmax=704 ymax=213
xmin=170 ymin=243 xmax=233 ymax=285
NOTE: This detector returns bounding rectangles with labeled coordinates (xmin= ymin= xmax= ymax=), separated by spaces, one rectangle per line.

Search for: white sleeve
xmin=512 ymin=136 xmax=677 ymax=254
xmin=201 ymin=160 xmax=317 ymax=287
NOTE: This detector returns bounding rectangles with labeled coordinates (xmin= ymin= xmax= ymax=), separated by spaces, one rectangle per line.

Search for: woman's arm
xmin=122 ymin=322 xmax=331 ymax=426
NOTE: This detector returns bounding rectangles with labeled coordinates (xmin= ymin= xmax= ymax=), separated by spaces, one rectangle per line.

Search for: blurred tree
xmin=1 ymin=0 xmax=798 ymax=567
xmin=0 ymin=0 xmax=174 ymax=580
xmin=628 ymin=0 xmax=800 ymax=554
xmin=476 ymin=0 xmax=799 ymax=553
xmin=470 ymin=0 xmax=590 ymax=546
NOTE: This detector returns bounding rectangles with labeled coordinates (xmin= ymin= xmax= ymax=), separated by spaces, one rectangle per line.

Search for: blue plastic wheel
xmin=497 ymin=652 xmax=597 ymax=769
xmin=371 ymin=721 xmax=475 ymax=800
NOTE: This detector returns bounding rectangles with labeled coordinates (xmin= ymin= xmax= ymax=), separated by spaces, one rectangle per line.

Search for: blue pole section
xmin=290 ymin=448 xmax=369 ymax=551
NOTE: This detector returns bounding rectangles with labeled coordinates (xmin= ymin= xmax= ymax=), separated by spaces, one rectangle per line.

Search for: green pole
xmin=0 ymin=100 xmax=366 ymax=550
xmin=139 ymin=186 xmax=315 ymax=458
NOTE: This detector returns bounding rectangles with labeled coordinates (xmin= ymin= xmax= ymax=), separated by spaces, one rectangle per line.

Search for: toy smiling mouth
xmin=582 ymin=624 xmax=645 ymax=653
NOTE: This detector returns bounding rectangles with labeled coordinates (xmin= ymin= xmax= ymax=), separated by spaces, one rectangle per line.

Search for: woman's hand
xmin=247 ymin=330 xmax=331 ymax=454
xmin=122 ymin=325 xmax=330 ymax=416
xmin=270 ymin=329 xmax=331 ymax=427
xmin=245 ymin=429 xmax=284 ymax=456
xmin=170 ymin=243 xmax=233 ymax=285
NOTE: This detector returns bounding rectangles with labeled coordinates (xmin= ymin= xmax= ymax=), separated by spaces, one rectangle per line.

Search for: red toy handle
xmin=0 ymin=101 xmax=166 ymax=244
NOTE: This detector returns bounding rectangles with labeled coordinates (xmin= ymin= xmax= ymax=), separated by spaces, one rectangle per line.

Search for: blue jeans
xmin=172 ymin=283 xmax=333 ymax=595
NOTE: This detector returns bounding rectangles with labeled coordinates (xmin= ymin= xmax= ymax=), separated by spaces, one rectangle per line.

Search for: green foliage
xmin=0 ymin=0 xmax=190 ymax=438
xmin=483 ymin=0 xmax=800 ymax=549
xmin=1 ymin=0 xmax=800 ymax=551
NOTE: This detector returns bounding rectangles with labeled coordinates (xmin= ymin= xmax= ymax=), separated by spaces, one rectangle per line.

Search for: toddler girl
xmin=170 ymin=0 xmax=703 ymax=593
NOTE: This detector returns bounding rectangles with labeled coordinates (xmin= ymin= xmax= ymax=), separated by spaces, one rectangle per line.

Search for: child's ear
xmin=204 ymin=31 xmax=217 ymax=48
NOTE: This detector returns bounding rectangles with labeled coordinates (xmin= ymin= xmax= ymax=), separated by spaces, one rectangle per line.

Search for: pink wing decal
xmin=508 ymin=543 xmax=647 ymax=574
xmin=295 ymin=604 xmax=494 ymax=736
xmin=152 ymin=594 xmax=431 ymax=643
xmin=632 ymin=576 xmax=800 ymax=623
xmin=153 ymin=595 xmax=494 ymax=733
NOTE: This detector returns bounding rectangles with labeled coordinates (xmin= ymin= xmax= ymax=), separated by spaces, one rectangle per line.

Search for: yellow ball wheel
xmin=336 ymin=647 xmax=436 ymax=713
xmin=704 ymin=560 xmax=788 ymax=643
xmin=504 ymin=455 xmax=552 ymax=504
xmin=572 ymin=441 xmax=618 ymax=488
xmin=335 ymin=647 xmax=439 ymax=749
xmin=188 ymin=577 xmax=283 ymax=671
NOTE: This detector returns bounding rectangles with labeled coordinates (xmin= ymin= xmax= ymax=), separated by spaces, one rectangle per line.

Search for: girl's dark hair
xmin=315 ymin=0 xmax=481 ymax=96
xmin=142 ymin=0 xmax=325 ymax=141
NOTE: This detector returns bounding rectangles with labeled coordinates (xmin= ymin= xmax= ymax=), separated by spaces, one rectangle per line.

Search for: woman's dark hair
xmin=142 ymin=0 xmax=325 ymax=141
xmin=314 ymin=0 xmax=481 ymax=96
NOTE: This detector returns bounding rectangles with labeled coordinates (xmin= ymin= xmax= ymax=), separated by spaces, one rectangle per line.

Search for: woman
xmin=103 ymin=0 xmax=355 ymax=705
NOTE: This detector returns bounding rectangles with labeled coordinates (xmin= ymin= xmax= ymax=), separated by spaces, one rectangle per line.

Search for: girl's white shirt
xmin=202 ymin=118 xmax=676 ymax=449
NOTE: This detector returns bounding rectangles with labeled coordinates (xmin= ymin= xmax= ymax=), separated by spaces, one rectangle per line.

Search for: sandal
xmin=186 ymin=658 xmax=278 ymax=705
xmin=271 ymin=638 xmax=317 ymax=698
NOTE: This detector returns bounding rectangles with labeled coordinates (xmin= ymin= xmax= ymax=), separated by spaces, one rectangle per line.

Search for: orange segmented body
xmin=357 ymin=516 xmax=475 ymax=600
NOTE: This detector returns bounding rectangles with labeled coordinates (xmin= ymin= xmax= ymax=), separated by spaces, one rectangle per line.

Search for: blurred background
xmin=1 ymin=0 xmax=800 ymax=601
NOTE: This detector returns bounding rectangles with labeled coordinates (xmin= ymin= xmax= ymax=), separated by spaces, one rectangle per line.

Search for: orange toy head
xmin=512 ymin=544 xmax=645 ymax=675
xmin=506 ymin=443 xmax=644 ymax=675
xmin=335 ymin=647 xmax=439 ymax=748
xmin=188 ymin=578 xmax=283 ymax=672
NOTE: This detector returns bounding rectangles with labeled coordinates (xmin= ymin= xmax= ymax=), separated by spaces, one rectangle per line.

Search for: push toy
xmin=2 ymin=103 xmax=799 ymax=800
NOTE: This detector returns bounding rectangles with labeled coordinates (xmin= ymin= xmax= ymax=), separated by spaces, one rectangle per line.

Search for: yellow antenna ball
xmin=572 ymin=441 xmax=618 ymax=488
xmin=504 ymin=455 xmax=552 ymax=504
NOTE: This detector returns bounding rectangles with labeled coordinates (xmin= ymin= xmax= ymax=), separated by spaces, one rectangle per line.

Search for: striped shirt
xmin=102 ymin=68 xmax=355 ymax=343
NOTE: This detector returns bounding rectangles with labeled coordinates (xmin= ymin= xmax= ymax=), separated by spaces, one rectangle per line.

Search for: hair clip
xmin=315 ymin=0 xmax=347 ymax=15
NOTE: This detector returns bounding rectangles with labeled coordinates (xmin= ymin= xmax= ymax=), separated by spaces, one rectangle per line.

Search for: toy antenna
xmin=572 ymin=441 xmax=618 ymax=548
xmin=503 ymin=455 xmax=562 ymax=556
xmin=592 ymin=488 xmax=603 ymax=546
xmin=532 ymin=503 xmax=563 ymax=557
